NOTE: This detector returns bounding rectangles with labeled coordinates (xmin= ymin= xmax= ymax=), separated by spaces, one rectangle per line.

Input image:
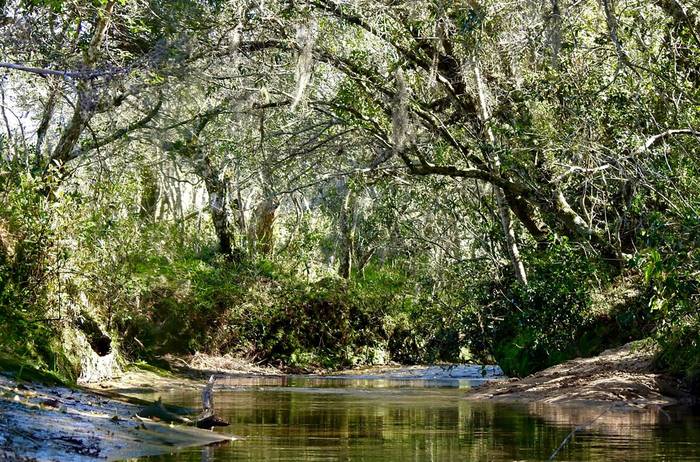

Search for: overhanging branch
xmin=76 ymin=99 xmax=164 ymax=156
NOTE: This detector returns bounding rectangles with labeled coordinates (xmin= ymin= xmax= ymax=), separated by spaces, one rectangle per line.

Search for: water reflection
xmin=133 ymin=375 xmax=700 ymax=462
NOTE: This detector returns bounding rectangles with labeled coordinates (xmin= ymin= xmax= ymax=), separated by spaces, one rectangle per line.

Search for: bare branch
xmin=76 ymin=99 xmax=164 ymax=156
xmin=636 ymin=128 xmax=700 ymax=154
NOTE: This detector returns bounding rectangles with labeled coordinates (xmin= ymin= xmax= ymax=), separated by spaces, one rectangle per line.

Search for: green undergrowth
xmin=0 ymin=310 xmax=80 ymax=385
xmin=635 ymin=208 xmax=700 ymax=394
xmin=112 ymin=255 xmax=464 ymax=371
xmin=459 ymin=235 xmax=698 ymax=391
xmin=461 ymin=241 xmax=654 ymax=378
xmin=0 ymin=353 xmax=71 ymax=386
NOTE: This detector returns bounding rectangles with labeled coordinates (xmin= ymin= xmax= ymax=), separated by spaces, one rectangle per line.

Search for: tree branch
xmin=0 ymin=62 xmax=127 ymax=80
xmin=636 ymin=128 xmax=700 ymax=154
xmin=76 ymin=99 xmax=163 ymax=156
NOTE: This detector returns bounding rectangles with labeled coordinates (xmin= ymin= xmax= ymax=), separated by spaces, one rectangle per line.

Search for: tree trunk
xmin=139 ymin=166 xmax=160 ymax=222
xmin=234 ymin=163 xmax=247 ymax=250
xmin=175 ymin=116 xmax=242 ymax=262
xmin=338 ymin=184 xmax=355 ymax=279
xmin=474 ymin=64 xmax=528 ymax=285
xmin=201 ymin=163 xmax=237 ymax=261
xmin=251 ymin=109 xmax=279 ymax=256
xmin=553 ymin=188 xmax=596 ymax=240
xmin=252 ymin=196 xmax=278 ymax=255
xmin=548 ymin=0 xmax=562 ymax=68
xmin=43 ymin=1 xmax=116 ymax=192
xmin=503 ymin=189 xmax=549 ymax=247
xmin=34 ymin=84 xmax=58 ymax=161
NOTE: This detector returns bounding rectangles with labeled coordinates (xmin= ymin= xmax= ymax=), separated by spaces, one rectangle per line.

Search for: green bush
xmin=110 ymin=253 xmax=478 ymax=370
xmin=638 ymin=213 xmax=700 ymax=393
xmin=464 ymin=240 xmax=600 ymax=377
xmin=113 ymin=257 xmax=389 ymax=369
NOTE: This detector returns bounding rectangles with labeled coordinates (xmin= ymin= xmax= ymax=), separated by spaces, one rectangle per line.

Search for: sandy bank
xmin=0 ymin=374 xmax=234 ymax=461
xmin=86 ymin=352 xmax=282 ymax=394
xmin=467 ymin=342 xmax=696 ymax=410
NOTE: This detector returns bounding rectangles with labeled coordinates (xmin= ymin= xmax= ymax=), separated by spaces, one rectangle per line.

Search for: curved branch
xmin=636 ymin=128 xmax=700 ymax=154
xmin=396 ymin=148 xmax=529 ymax=196
xmin=0 ymin=62 xmax=127 ymax=80
xmin=76 ymin=99 xmax=163 ymax=156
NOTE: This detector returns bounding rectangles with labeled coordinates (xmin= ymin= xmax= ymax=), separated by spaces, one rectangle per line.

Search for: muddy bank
xmin=467 ymin=342 xmax=696 ymax=410
xmin=0 ymin=374 xmax=234 ymax=461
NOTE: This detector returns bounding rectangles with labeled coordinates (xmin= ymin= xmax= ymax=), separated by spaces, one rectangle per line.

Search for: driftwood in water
xmin=195 ymin=375 xmax=229 ymax=429
xmin=137 ymin=397 xmax=191 ymax=424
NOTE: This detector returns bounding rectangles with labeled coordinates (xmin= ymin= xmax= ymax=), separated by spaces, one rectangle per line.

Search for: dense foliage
xmin=0 ymin=0 xmax=698 ymax=390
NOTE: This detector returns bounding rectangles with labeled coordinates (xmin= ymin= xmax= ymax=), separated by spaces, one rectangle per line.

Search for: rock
xmin=41 ymin=398 xmax=60 ymax=408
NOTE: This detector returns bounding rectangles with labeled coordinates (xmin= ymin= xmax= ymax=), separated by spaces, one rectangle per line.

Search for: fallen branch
xmin=136 ymin=397 xmax=191 ymax=424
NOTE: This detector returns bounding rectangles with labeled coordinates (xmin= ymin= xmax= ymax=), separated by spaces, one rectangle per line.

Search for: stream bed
xmin=128 ymin=372 xmax=700 ymax=462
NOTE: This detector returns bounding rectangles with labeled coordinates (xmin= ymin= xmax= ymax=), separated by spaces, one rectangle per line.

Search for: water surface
xmin=131 ymin=374 xmax=700 ymax=461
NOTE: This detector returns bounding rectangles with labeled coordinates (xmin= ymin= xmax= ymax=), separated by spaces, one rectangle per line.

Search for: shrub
xmin=464 ymin=240 xmax=599 ymax=377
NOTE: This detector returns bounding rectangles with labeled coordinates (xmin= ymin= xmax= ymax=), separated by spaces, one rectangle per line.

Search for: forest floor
xmin=467 ymin=342 xmax=696 ymax=411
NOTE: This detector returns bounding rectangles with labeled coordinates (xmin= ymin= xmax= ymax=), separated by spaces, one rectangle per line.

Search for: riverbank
xmin=94 ymin=344 xmax=695 ymax=413
xmin=0 ymin=353 xmax=286 ymax=461
xmin=467 ymin=342 xmax=697 ymax=410
xmin=0 ymin=373 xmax=235 ymax=461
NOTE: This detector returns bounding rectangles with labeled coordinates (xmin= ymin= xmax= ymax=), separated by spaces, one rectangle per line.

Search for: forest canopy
xmin=0 ymin=0 xmax=698 ymax=388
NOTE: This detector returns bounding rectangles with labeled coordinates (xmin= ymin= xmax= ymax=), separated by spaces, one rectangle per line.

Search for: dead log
xmin=195 ymin=375 xmax=229 ymax=429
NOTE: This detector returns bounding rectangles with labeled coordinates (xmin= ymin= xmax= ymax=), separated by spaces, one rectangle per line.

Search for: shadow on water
xmin=130 ymin=375 xmax=700 ymax=462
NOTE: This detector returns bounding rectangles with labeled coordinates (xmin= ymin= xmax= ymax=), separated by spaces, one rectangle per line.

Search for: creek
xmin=128 ymin=371 xmax=700 ymax=461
